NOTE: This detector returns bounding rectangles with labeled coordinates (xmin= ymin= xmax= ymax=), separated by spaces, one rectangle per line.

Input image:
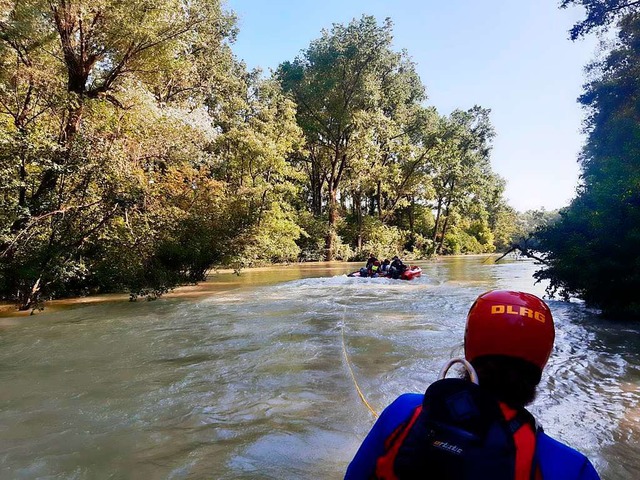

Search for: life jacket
xmin=374 ymin=378 xmax=540 ymax=480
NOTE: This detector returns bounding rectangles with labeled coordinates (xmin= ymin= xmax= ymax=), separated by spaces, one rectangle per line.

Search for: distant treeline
xmin=0 ymin=2 xmax=563 ymax=310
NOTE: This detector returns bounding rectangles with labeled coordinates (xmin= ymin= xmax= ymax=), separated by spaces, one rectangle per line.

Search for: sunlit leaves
xmin=0 ymin=0 xmax=241 ymax=306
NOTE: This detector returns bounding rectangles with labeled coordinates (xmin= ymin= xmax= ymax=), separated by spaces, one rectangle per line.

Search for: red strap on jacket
xmin=374 ymin=405 xmax=423 ymax=480
xmin=373 ymin=403 xmax=543 ymax=480
xmin=500 ymin=403 xmax=542 ymax=480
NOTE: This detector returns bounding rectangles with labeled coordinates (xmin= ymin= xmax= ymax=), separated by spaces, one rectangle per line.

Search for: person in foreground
xmin=345 ymin=290 xmax=600 ymax=480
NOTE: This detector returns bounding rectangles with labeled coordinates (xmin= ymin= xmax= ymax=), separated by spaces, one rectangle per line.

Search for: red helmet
xmin=464 ymin=290 xmax=555 ymax=371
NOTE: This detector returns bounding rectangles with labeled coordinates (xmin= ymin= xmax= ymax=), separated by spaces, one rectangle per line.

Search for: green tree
xmin=212 ymin=75 xmax=305 ymax=266
xmin=535 ymin=13 xmax=640 ymax=316
xmin=343 ymin=105 xmax=436 ymax=251
xmin=515 ymin=209 xmax=560 ymax=239
xmin=430 ymin=107 xmax=496 ymax=254
xmin=277 ymin=15 xmax=426 ymax=259
xmin=0 ymin=0 xmax=238 ymax=307
xmin=561 ymin=0 xmax=640 ymax=39
xmin=484 ymin=175 xmax=518 ymax=251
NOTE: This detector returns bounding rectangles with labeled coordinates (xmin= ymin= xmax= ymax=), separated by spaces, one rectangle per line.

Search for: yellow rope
xmin=341 ymin=315 xmax=379 ymax=419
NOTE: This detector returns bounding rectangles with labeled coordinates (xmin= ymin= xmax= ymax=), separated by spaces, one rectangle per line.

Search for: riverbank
xmin=0 ymin=255 xmax=503 ymax=323
xmin=0 ymin=261 xmax=382 ymax=322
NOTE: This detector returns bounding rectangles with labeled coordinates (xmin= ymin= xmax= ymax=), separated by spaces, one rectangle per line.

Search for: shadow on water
xmin=0 ymin=257 xmax=638 ymax=479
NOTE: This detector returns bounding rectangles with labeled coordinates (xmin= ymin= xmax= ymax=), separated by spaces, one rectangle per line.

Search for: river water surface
xmin=1 ymin=257 xmax=639 ymax=479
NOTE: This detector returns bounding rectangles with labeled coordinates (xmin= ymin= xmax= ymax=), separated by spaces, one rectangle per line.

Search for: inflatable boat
xmin=348 ymin=265 xmax=422 ymax=280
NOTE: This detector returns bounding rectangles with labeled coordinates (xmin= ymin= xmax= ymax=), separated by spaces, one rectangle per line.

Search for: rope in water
xmin=340 ymin=312 xmax=379 ymax=419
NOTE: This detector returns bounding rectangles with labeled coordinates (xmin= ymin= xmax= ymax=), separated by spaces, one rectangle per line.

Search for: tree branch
xmin=2 ymin=200 xmax=103 ymax=257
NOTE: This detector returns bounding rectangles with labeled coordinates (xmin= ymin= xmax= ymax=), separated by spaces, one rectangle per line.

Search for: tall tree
xmin=535 ymin=12 xmax=640 ymax=316
xmin=481 ymin=174 xmax=514 ymax=251
xmin=429 ymin=107 xmax=495 ymax=254
xmin=212 ymin=75 xmax=305 ymax=266
xmin=1 ymin=0 xmax=234 ymax=219
xmin=0 ymin=0 xmax=238 ymax=307
xmin=276 ymin=16 xmax=425 ymax=259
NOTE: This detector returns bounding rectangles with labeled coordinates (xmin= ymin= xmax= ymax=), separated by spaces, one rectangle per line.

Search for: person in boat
xmin=389 ymin=256 xmax=406 ymax=279
xmin=345 ymin=290 xmax=600 ymax=480
xmin=380 ymin=259 xmax=391 ymax=274
xmin=369 ymin=260 xmax=382 ymax=277
xmin=366 ymin=253 xmax=379 ymax=270
xmin=359 ymin=254 xmax=379 ymax=278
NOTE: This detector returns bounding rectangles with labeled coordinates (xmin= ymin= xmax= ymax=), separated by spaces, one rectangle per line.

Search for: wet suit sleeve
xmin=535 ymin=432 xmax=601 ymax=480
xmin=578 ymin=460 xmax=601 ymax=480
xmin=344 ymin=393 xmax=423 ymax=480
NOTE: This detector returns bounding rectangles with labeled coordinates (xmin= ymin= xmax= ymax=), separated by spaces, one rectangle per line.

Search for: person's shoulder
xmin=536 ymin=431 xmax=601 ymax=480
xmin=377 ymin=393 xmax=423 ymax=427
xmin=389 ymin=393 xmax=423 ymax=409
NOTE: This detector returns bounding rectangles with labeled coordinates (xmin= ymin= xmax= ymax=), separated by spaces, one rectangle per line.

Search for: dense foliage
xmin=560 ymin=0 xmax=640 ymax=39
xmin=534 ymin=5 xmax=640 ymax=316
xmin=0 ymin=5 xmax=517 ymax=309
xmin=276 ymin=17 xmax=516 ymax=259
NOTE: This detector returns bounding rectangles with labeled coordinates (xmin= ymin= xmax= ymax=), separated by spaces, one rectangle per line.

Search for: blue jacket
xmin=345 ymin=393 xmax=601 ymax=480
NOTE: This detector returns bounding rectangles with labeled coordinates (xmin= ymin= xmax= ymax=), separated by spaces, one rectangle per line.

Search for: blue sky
xmin=224 ymin=0 xmax=598 ymax=212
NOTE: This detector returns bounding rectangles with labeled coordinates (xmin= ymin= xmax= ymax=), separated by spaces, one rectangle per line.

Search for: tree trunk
xmin=438 ymin=212 xmax=450 ymax=255
xmin=368 ymin=194 xmax=375 ymax=216
xmin=18 ymin=276 xmax=41 ymax=312
xmin=325 ymin=186 xmax=338 ymax=260
xmin=409 ymin=197 xmax=415 ymax=235
xmin=432 ymin=195 xmax=443 ymax=247
xmin=355 ymin=190 xmax=363 ymax=250
xmin=30 ymin=4 xmax=97 ymax=211
xmin=437 ymin=179 xmax=456 ymax=254
xmin=311 ymin=157 xmax=322 ymax=216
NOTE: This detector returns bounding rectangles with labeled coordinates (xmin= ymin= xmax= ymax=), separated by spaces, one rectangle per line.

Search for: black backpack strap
xmin=506 ymin=408 xmax=536 ymax=435
xmin=506 ymin=408 xmax=542 ymax=480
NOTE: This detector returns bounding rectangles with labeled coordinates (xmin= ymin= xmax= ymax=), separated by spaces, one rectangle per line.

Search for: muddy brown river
xmin=0 ymin=257 xmax=638 ymax=479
